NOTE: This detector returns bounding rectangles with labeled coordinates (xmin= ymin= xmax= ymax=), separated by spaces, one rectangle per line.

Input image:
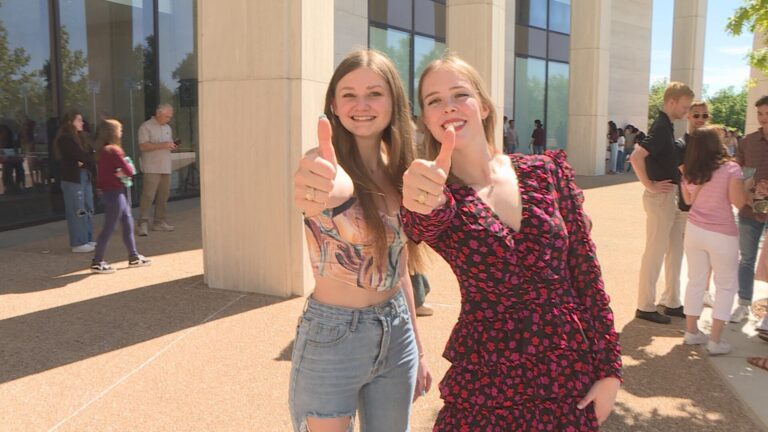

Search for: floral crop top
xmin=304 ymin=197 xmax=407 ymax=292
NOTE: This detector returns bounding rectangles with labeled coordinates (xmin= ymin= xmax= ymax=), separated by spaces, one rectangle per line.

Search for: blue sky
xmin=650 ymin=0 xmax=754 ymax=97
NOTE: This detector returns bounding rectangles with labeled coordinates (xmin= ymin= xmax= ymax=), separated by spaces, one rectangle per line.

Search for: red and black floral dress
xmin=401 ymin=151 xmax=622 ymax=431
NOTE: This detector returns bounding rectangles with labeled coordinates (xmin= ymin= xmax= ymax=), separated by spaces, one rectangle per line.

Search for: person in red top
xmin=401 ymin=55 xmax=621 ymax=430
xmin=90 ymin=119 xmax=151 ymax=274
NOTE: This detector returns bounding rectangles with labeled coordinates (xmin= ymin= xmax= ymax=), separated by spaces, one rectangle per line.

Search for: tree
xmin=708 ymin=85 xmax=748 ymax=133
xmin=726 ymin=0 xmax=768 ymax=73
xmin=647 ymin=78 xmax=668 ymax=127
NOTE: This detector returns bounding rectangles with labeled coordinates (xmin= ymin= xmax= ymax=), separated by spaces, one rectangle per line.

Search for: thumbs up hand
xmin=294 ymin=115 xmax=352 ymax=216
xmin=402 ymin=126 xmax=456 ymax=214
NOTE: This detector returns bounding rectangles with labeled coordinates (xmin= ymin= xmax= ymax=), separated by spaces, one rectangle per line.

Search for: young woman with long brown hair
xmin=290 ymin=49 xmax=431 ymax=432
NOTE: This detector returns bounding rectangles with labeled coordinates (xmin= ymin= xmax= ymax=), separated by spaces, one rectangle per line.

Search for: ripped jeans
xmin=289 ymin=290 xmax=418 ymax=432
xmin=61 ymin=169 xmax=94 ymax=247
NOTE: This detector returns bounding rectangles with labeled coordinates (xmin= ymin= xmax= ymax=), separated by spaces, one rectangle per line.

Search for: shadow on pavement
xmin=0 ymin=275 xmax=291 ymax=384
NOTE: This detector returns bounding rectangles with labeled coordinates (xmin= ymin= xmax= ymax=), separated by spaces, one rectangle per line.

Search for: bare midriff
xmin=311 ymin=275 xmax=403 ymax=308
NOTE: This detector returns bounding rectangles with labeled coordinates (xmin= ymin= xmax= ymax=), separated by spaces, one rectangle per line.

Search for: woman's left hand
xmin=577 ymin=376 xmax=620 ymax=424
xmin=412 ymin=357 xmax=432 ymax=402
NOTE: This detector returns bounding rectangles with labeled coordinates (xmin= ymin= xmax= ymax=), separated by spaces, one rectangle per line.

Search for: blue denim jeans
xmin=738 ymin=216 xmax=767 ymax=304
xmin=61 ymin=169 xmax=94 ymax=247
xmin=289 ymin=290 xmax=418 ymax=432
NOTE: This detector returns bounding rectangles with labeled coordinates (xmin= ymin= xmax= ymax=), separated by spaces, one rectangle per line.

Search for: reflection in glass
xmin=549 ymin=0 xmax=571 ymax=34
xmin=370 ymin=26 xmax=412 ymax=101
xmin=517 ymin=0 xmax=547 ymax=29
xmin=514 ymin=57 xmax=546 ymax=155
xmin=413 ymin=36 xmax=446 ymax=116
xmin=369 ymin=0 xmax=413 ymax=30
xmin=0 ymin=0 xmax=56 ymax=228
xmin=414 ymin=0 xmax=445 ymax=38
xmin=546 ymin=61 xmax=569 ymax=151
xmin=159 ymin=0 xmax=198 ymax=198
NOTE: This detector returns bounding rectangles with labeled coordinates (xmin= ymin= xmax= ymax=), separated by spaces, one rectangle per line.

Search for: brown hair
xmin=324 ymin=49 xmax=421 ymax=269
xmin=756 ymin=95 xmax=768 ymax=107
xmin=663 ymin=82 xmax=695 ymax=102
xmin=416 ymin=54 xmax=498 ymax=178
xmin=94 ymin=119 xmax=123 ymax=155
xmin=684 ymin=125 xmax=731 ymax=185
xmin=53 ymin=111 xmax=88 ymax=160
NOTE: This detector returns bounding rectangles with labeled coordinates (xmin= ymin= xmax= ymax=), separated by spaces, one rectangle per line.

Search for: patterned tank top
xmin=304 ymin=197 xmax=407 ymax=292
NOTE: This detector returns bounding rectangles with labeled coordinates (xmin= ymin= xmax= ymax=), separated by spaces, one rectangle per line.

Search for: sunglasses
xmin=692 ymin=113 xmax=710 ymax=119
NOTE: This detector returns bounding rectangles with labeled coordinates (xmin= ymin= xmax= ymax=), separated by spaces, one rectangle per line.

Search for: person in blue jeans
xmin=733 ymin=96 xmax=768 ymax=323
xmin=53 ymin=111 xmax=95 ymax=253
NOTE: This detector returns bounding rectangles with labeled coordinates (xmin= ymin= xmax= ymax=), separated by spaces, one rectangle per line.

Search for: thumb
xmin=577 ymin=388 xmax=596 ymax=410
xmin=317 ymin=114 xmax=337 ymax=168
xmin=435 ymin=125 xmax=455 ymax=174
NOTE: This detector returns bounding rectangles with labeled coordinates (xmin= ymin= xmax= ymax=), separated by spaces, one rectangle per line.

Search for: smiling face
xmin=687 ymin=103 xmax=710 ymax=130
xmin=419 ymin=67 xmax=489 ymax=150
xmin=331 ymin=67 xmax=393 ymax=143
xmin=72 ymin=114 xmax=84 ymax=132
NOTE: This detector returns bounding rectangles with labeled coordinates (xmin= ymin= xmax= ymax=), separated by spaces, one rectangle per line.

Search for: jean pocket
xmin=305 ymin=319 xmax=350 ymax=347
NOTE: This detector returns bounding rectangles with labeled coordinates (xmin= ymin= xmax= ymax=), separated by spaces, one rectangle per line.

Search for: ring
xmin=416 ymin=191 xmax=427 ymax=204
xmin=305 ymin=187 xmax=315 ymax=202
xmin=420 ymin=389 xmax=426 ymax=397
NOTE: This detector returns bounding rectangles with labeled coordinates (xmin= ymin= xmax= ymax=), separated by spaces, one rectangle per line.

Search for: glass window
xmin=369 ymin=26 xmax=412 ymax=101
xmin=369 ymin=0 xmax=413 ymax=30
xmin=513 ymin=57 xmax=546 ymax=154
xmin=414 ymin=0 xmax=445 ymax=38
xmin=0 ymin=0 xmax=56 ymax=228
xmin=516 ymin=0 xmax=547 ymax=29
xmin=548 ymin=32 xmax=570 ymax=63
xmin=549 ymin=0 xmax=571 ymax=34
xmin=158 ymin=0 xmax=198 ymax=198
xmin=515 ymin=26 xmax=547 ymax=58
xmin=413 ymin=36 xmax=446 ymax=115
xmin=546 ymin=61 xmax=569 ymax=151
xmin=58 ymin=0 xmax=154 ymax=204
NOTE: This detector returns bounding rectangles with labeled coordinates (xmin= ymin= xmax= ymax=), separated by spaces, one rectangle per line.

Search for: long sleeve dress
xmin=401 ymin=151 xmax=622 ymax=431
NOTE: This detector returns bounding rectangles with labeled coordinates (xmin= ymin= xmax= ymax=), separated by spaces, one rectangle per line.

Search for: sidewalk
xmin=1 ymin=177 xmax=767 ymax=431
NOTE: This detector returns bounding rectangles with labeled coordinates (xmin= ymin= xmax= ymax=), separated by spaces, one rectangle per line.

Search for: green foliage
xmin=647 ymin=78 xmax=668 ymax=127
xmin=726 ymin=0 xmax=768 ymax=73
xmin=708 ymin=85 xmax=748 ymax=133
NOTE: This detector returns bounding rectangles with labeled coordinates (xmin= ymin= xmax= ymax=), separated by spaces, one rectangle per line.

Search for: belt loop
xmin=302 ymin=297 xmax=310 ymax=314
xmin=350 ymin=310 xmax=359 ymax=332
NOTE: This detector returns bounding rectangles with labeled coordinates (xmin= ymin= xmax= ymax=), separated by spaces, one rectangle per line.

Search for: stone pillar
xmin=198 ymin=0 xmax=333 ymax=296
xmin=567 ymin=0 xmax=611 ymax=175
xmin=746 ymin=31 xmax=768 ymax=134
xmin=670 ymin=0 xmax=707 ymax=137
xmin=503 ymin=1 xmax=516 ymax=121
xmin=334 ymin=0 xmax=368 ymax=67
xmin=607 ymin=0 xmax=653 ymax=131
xmin=446 ymin=0 xmax=505 ymax=150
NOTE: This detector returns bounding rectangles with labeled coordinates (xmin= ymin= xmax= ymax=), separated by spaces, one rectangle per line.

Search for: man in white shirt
xmin=137 ymin=103 xmax=177 ymax=236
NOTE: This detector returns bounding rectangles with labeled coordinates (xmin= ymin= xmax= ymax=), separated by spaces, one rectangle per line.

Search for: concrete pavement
xmin=1 ymin=176 xmax=767 ymax=431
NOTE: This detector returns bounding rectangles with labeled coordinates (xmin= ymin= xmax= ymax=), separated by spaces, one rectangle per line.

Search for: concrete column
xmin=198 ymin=0 xmax=333 ymax=296
xmin=567 ymin=0 xmax=611 ymax=175
xmin=746 ymin=31 xmax=768 ymax=134
xmin=503 ymin=0 xmax=516 ymax=120
xmin=607 ymin=0 xmax=653 ymax=131
xmin=446 ymin=0 xmax=505 ymax=150
xmin=334 ymin=0 xmax=368 ymax=67
xmin=670 ymin=0 xmax=707 ymax=137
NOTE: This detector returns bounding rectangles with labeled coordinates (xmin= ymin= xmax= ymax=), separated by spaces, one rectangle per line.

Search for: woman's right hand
xmin=293 ymin=116 xmax=342 ymax=216
xmin=402 ymin=126 xmax=455 ymax=214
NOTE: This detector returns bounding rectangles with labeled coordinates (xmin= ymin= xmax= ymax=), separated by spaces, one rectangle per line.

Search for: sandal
xmin=747 ymin=357 xmax=768 ymax=372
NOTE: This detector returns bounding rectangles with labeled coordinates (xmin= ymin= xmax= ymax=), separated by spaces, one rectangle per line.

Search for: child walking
xmin=91 ymin=119 xmax=151 ymax=274
xmin=680 ymin=126 xmax=747 ymax=355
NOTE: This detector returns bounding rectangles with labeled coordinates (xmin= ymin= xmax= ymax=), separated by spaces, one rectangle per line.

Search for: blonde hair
xmin=689 ymin=100 xmax=709 ymax=110
xmin=664 ymin=82 xmax=695 ymax=102
xmin=324 ymin=50 xmax=422 ymax=270
xmin=417 ymin=54 xmax=498 ymax=171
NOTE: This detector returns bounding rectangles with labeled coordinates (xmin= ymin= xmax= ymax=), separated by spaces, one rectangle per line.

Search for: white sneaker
xmin=152 ymin=221 xmax=175 ymax=232
xmin=137 ymin=221 xmax=149 ymax=236
xmin=729 ymin=305 xmax=750 ymax=323
xmin=684 ymin=331 xmax=709 ymax=345
xmin=707 ymin=340 xmax=732 ymax=356
xmin=756 ymin=316 xmax=768 ymax=333
xmin=88 ymin=241 xmax=97 ymax=247
xmin=72 ymin=244 xmax=95 ymax=253
xmin=703 ymin=292 xmax=715 ymax=308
